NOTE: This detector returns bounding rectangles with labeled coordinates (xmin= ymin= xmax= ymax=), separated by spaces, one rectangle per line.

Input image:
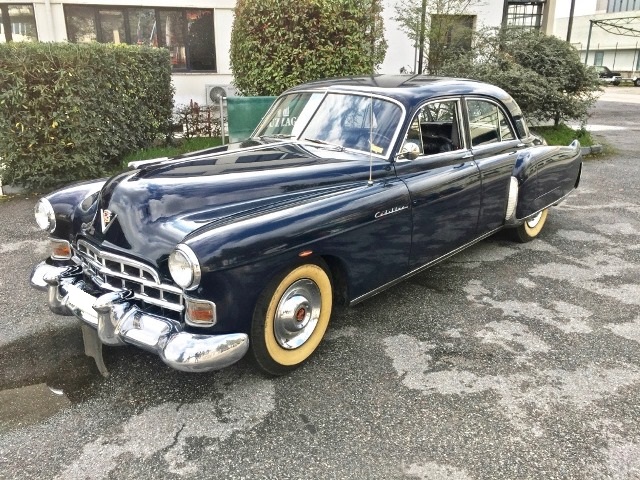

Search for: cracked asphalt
xmin=0 ymin=87 xmax=639 ymax=480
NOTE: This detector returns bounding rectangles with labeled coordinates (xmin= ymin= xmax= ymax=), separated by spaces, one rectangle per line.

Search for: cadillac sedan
xmin=30 ymin=75 xmax=582 ymax=375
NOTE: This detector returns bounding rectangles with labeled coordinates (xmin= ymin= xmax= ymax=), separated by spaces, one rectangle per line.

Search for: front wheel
xmin=250 ymin=262 xmax=333 ymax=375
xmin=635 ymin=78 xmax=640 ymax=87
xmin=511 ymin=208 xmax=549 ymax=243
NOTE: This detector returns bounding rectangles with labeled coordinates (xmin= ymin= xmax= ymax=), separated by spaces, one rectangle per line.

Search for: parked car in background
xmin=30 ymin=75 xmax=583 ymax=376
xmin=594 ymin=66 xmax=622 ymax=86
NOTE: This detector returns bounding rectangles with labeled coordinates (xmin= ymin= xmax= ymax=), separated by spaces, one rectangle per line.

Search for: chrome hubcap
xmin=526 ymin=211 xmax=543 ymax=228
xmin=274 ymin=278 xmax=321 ymax=349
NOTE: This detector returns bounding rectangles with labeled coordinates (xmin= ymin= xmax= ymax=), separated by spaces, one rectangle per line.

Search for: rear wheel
xmin=250 ymin=262 xmax=333 ymax=375
xmin=511 ymin=208 xmax=549 ymax=243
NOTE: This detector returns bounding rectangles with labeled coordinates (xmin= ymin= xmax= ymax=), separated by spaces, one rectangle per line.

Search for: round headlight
xmin=34 ymin=198 xmax=56 ymax=232
xmin=168 ymin=245 xmax=201 ymax=290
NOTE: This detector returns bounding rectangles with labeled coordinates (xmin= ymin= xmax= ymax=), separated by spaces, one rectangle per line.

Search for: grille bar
xmin=75 ymin=240 xmax=184 ymax=313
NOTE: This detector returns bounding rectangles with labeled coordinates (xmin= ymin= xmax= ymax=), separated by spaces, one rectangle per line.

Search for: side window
xmin=467 ymin=99 xmax=515 ymax=147
xmin=401 ymin=99 xmax=462 ymax=157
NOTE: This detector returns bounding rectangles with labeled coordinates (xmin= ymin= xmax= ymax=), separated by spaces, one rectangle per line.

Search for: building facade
xmin=1 ymin=0 xmax=555 ymax=105
xmin=554 ymin=0 xmax=640 ymax=74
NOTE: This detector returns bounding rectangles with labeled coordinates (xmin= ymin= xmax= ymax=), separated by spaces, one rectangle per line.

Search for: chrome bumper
xmin=30 ymin=261 xmax=249 ymax=372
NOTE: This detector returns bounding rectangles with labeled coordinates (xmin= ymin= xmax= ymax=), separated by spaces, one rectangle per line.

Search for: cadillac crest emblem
xmin=101 ymin=209 xmax=116 ymax=233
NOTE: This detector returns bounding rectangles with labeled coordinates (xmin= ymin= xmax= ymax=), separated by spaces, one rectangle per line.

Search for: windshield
xmin=254 ymin=92 xmax=402 ymax=157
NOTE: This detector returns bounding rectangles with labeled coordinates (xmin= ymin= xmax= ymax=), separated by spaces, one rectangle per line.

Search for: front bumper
xmin=30 ymin=261 xmax=249 ymax=372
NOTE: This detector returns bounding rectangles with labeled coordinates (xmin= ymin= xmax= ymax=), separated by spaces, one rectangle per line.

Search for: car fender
xmin=180 ymin=179 xmax=413 ymax=332
xmin=44 ymin=179 xmax=106 ymax=240
xmin=511 ymin=140 xmax=582 ymax=221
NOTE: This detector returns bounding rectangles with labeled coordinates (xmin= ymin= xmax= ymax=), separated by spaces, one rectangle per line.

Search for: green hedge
xmin=230 ymin=0 xmax=387 ymax=96
xmin=0 ymin=42 xmax=174 ymax=190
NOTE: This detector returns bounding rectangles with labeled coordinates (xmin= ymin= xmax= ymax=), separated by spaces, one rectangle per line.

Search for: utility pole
xmin=566 ymin=0 xmax=576 ymax=42
xmin=417 ymin=0 xmax=427 ymax=74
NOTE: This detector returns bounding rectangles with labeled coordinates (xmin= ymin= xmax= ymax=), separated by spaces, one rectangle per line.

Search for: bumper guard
xmin=30 ymin=261 xmax=249 ymax=373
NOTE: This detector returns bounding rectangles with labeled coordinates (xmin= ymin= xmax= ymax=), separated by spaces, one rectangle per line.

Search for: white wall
xmin=554 ymin=7 xmax=640 ymax=73
xmin=27 ymin=0 xmax=236 ymax=105
xmin=27 ymin=0 xmax=547 ymax=102
xmin=380 ymin=0 xmax=505 ymax=74
xmin=554 ymin=0 xmax=600 ymax=17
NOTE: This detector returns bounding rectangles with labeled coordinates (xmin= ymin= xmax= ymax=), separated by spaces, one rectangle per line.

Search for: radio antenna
xmin=368 ymin=94 xmax=374 ymax=186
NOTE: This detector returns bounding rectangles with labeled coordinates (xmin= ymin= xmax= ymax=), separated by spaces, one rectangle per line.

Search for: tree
xmin=230 ymin=0 xmax=387 ymax=96
xmin=393 ymin=0 xmax=483 ymax=74
xmin=439 ymin=28 xmax=601 ymax=125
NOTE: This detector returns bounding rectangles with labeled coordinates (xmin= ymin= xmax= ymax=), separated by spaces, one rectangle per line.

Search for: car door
xmin=394 ymin=98 xmax=482 ymax=269
xmin=464 ymin=97 xmax=522 ymax=234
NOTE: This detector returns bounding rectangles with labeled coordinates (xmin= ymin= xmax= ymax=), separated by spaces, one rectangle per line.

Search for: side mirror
xmin=398 ymin=142 xmax=420 ymax=160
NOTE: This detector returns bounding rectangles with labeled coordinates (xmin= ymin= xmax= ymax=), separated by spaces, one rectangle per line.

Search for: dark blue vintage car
xmin=30 ymin=75 xmax=582 ymax=375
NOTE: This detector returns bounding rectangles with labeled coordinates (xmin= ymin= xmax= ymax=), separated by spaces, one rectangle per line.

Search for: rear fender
xmin=511 ymin=140 xmax=582 ymax=222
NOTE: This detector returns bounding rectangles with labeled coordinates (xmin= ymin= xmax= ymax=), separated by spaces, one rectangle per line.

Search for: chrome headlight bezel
xmin=168 ymin=244 xmax=201 ymax=291
xmin=34 ymin=198 xmax=56 ymax=233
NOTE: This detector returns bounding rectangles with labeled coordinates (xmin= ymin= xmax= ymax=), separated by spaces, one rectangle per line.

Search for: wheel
xmin=613 ymin=80 xmax=621 ymax=86
xmin=511 ymin=208 xmax=549 ymax=243
xmin=635 ymin=78 xmax=640 ymax=87
xmin=250 ymin=262 xmax=333 ymax=375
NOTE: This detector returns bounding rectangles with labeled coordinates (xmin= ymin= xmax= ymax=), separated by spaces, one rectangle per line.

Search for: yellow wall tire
xmin=511 ymin=208 xmax=549 ymax=243
xmin=251 ymin=263 xmax=332 ymax=375
xmin=523 ymin=208 xmax=548 ymax=238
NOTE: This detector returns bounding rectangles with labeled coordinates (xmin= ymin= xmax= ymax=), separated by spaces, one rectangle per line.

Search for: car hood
xmin=79 ymin=142 xmax=383 ymax=267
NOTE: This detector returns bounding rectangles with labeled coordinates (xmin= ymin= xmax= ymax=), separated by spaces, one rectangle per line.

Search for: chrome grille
xmin=75 ymin=240 xmax=183 ymax=313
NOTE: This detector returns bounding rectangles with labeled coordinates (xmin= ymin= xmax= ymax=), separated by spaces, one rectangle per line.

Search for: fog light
xmin=51 ymin=239 xmax=72 ymax=260
xmin=185 ymin=297 xmax=216 ymax=327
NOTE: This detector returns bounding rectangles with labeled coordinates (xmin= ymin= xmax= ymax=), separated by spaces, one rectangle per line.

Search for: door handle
xmin=461 ymin=152 xmax=473 ymax=159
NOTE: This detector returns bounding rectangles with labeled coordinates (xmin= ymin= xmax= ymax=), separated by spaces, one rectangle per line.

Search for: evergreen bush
xmin=230 ymin=0 xmax=387 ymax=96
xmin=441 ymin=29 xmax=601 ymax=125
xmin=0 ymin=42 xmax=173 ymax=190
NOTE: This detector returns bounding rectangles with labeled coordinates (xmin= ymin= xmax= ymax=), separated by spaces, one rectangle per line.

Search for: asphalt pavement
xmin=0 ymin=87 xmax=639 ymax=480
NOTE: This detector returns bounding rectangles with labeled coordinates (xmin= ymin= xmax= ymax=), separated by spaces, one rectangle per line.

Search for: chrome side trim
xmin=350 ymin=227 xmax=502 ymax=305
xmin=550 ymin=188 xmax=575 ymax=208
xmin=505 ymin=187 xmax=576 ymax=227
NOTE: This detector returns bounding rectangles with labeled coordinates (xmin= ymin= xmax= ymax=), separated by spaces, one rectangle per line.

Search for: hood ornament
xmin=101 ymin=209 xmax=116 ymax=233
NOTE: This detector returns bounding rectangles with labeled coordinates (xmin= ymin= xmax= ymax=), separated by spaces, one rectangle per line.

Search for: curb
xmin=581 ymin=144 xmax=603 ymax=156
xmin=0 ymin=184 xmax=27 ymax=195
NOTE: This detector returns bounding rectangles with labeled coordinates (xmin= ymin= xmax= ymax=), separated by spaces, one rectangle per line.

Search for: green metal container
xmin=227 ymin=96 xmax=277 ymax=143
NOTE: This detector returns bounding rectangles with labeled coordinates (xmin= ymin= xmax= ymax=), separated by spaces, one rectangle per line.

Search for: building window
xmin=607 ymin=0 xmax=640 ymax=12
xmin=505 ymin=1 xmax=544 ymax=30
xmin=64 ymin=5 xmax=217 ymax=72
xmin=0 ymin=4 xmax=38 ymax=42
xmin=428 ymin=15 xmax=475 ymax=74
xmin=594 ymin=51 xmax=605 ymax=66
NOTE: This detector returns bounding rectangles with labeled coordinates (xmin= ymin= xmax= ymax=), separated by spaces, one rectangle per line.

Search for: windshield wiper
xmin=303 ymin=137 xmax=345 ymax=152
xmin=257 ymin=134 xmax=293 ymax=140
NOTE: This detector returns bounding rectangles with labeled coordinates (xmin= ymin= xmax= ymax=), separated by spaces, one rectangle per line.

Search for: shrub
xmin=230 ymin=0 xmax=387 ymax=96
xmin=173 ymin=101 xmax=224 ymax=139
xmin=0 ymin=42 xmax=173 ymax=190
xmin=441 ymin=28 xmax=601 ymax=125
